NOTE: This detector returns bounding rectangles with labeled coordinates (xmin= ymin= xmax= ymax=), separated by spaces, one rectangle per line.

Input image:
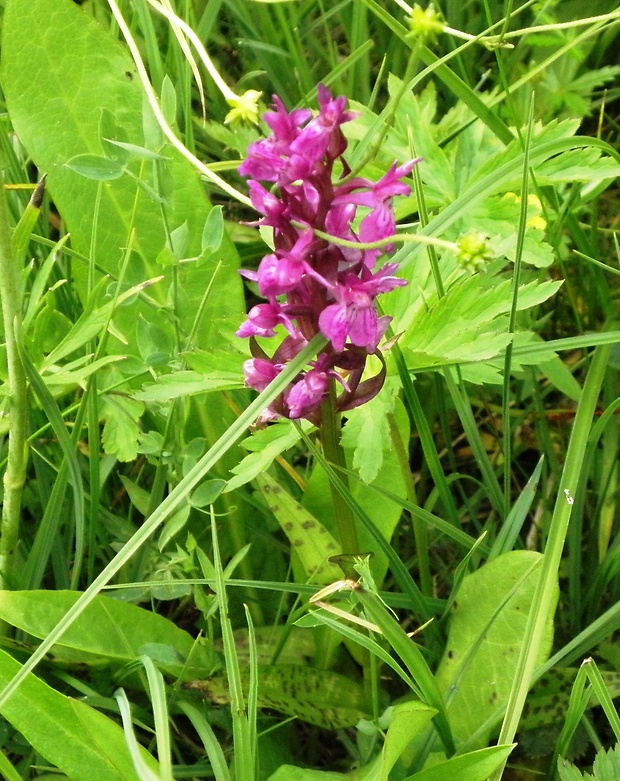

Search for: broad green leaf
xmin=267 ymin=768 xmax=345 ymax=781
xmin=190 ymin=479 xmax=227 ymax=508
xmin=434 ymin=551 xmax=558 ymax=748
xmin=522 ymin=669 xmax=620 ymax=732
xmin=0 ymin=647 xmax=159 ymax=781
xmin=256 ymin=473 xmax=342 ymax=585
xmin=223 ymin=626 xmax=317 ymax=667
xmin=65 ymin=153 xmax=125 ymax=181
xmin=0 ymin=591 xmax=214 ymax=677
xmin=119 ymin=475 xmax=151 ymax=516
xmin=2 ymin=0 xmax=244 ymax=353
xmin=190 ymin=664 xmax=369 ymax=729
xmin=403 ymin=744 xmax=514 ymax=781
xmin=378 ymin=702 xmax=437 ymax=781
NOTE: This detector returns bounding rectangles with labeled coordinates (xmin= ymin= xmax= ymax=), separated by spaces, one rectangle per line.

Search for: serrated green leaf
xmin=535 ymin=148 xmax=620 ymax=185
xmin=491 ymin=232 xmax=555 ymax=268
xmin=340 ymin=377 xmax=397 ymax=484
xmin=558 ymin=757 xmax=586 ymax=781
xmin=100 ymin=395 xmax=144 ymax=462
xmin=133 ymin=370 xmax=245 ymax=402
xmin=400 ymin=275 xmax=562 ymax=374
xmin=588 ymin=744 xmax=620 ymax=781
xmin=225 ymin=422 xmax=305 ymax=492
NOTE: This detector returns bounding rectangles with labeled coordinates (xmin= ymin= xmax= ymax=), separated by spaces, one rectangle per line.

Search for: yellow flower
xmin=225 ymin=89 xmax=262 ymax=127
xmin=502 ymin=192 xmax=547 ymax=231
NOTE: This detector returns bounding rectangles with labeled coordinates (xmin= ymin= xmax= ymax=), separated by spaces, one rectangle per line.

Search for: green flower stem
xmin=320 ymin=381 xmax=359 ymax=555
xmin=307 ymin=224 xmax=458 ymax=256
xmin=387 ymin=411 xmax=431 ymax=596
xmin=0 ymin=168 xmax=28 ymax=595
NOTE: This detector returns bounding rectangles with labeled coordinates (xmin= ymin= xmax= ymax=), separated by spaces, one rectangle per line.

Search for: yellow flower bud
xmin=456 ymin=230 xmax=493 ymax=273
xmin=407 ymin=4 xmax=445 ymax=41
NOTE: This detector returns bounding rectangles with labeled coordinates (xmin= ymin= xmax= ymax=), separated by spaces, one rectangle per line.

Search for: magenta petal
xmin=243 ymin=358 xmax=281 ymax=391
xmin=264 ymin=96 xmax=311 ymax=141
xmin=236 ymin=302 xmax=296 ymax=339
xmin=237 ymin=87 xmax=415 ymax=417
xmin=359 ymin=204 xmax=395 ymax=245
xmin=257 ymin=254 xmax=303 ymax=297
xmin=319 ymin=303 xmax=348 ymax=352
xmin=286 ymin=369 xmax=329 ymax=418
xmin=347 ymin=306 xmax=379 ymax=352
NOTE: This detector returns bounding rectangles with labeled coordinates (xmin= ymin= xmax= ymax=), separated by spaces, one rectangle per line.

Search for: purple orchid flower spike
xmin=237 ymin=86 xmax=418 ymax=422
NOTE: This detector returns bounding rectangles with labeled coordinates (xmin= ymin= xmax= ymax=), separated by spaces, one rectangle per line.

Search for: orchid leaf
xmin=256 ymin=473 xmax=342 ymax=585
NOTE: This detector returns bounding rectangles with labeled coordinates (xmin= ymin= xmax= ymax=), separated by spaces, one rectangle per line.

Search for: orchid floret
xmin=237 ymin=86 xmax=418 ymax=421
